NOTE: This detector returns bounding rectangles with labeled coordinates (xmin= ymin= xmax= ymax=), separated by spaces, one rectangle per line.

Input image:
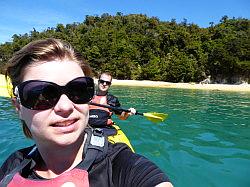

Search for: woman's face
xmin=16 ymin=60 xmax=89 ymax=147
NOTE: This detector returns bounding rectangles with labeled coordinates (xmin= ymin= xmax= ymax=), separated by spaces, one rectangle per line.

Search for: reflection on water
xmin=1 ymin=88 xmax=250 ymax=187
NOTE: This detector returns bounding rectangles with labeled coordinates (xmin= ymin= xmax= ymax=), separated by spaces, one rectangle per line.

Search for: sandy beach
xmin=1 ymin=74 xmax=250 ymax=98
xmin=108 ymin=79 xmax=250 ymax=92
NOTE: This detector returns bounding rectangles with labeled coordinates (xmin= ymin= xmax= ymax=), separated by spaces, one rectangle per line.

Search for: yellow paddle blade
xmin=143 ymin=112 xmax=168 ymax=123
xmin=0 ymin=74 xmax=13 ymax=98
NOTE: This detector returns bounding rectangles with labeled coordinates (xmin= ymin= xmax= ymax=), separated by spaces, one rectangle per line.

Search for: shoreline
xmin=108 ymin=79 xmax=250 ymax=92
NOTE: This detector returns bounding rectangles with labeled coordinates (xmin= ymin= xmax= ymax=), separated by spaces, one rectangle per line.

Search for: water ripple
xmin=1 ymin=87 xmax=250 ymax=187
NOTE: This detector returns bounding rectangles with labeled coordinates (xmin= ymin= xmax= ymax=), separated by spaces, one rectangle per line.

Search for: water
xmin=0 ymin=87 xmax=250 ymax=187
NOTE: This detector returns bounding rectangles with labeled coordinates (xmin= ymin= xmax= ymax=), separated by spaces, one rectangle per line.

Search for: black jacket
xmin=0 ymin=143 xmax=170 ymax=187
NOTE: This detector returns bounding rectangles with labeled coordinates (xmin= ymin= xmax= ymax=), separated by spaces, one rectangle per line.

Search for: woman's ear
xmin=12 ymin=97 xmax=23 ymax=119
xmin=11 ymin=97 xmax=20 ymax=112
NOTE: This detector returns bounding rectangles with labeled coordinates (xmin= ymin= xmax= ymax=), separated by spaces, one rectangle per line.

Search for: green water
xmin=0 ymin=87 xmax=250 ymax=187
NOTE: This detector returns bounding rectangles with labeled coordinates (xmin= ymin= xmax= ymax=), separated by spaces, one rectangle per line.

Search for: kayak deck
xmin=108 ymin=125 xmax=135 ymax=152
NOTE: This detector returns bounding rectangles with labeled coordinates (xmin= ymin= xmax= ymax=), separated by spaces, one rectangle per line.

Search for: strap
xmin=0 ymin=159 xmax=32 ymax=186
xmin=80 ymin=128 xmax=107 ymax=171
xmin=0 ymin=146 xmax=37 ymax=186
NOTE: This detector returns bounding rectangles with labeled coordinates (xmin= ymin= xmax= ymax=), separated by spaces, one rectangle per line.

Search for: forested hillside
xmin=0 ymin=13 xmax=249 ymax=83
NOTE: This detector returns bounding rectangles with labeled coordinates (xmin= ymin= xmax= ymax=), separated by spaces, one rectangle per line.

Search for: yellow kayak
xmin=108 ymin=125 xmax=135 ymax=152
xmin=0 ymin=74 xmax=12 ymax=98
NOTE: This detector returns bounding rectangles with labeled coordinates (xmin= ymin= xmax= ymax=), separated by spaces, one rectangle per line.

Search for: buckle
xmin=93 ymin=128 xmax=103 ymax=137
xmin=90 ymin=128 xmax=105 ymax=147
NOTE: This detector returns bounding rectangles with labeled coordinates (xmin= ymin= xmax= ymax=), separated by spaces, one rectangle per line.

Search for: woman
xmin=0 ymin=38 xmax=173 ymax=187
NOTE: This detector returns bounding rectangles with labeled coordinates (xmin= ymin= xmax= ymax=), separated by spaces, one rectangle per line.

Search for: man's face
xmin=98 ymin=74 xmax=112 ymax=92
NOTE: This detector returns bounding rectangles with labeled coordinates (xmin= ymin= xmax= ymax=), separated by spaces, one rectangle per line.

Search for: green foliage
xmin=0 ymin=14 xmax=249 ymax=83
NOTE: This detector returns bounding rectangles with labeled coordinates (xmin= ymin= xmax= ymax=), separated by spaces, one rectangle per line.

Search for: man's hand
xmin=118 ymin=107 xmax=136 ymax=120
xmin=128 ymin=108 xmax=136 ymax=115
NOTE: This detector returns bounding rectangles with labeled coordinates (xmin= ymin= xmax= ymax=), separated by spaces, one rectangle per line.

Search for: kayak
xmin=108 ymin=125 xmax=135 ymax=152
xmin=0 ymin=74 xmax=12 ymax=98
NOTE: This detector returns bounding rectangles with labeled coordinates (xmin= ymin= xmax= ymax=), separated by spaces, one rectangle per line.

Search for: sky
xmin=0 ymin=0 xmax=249 ymax=44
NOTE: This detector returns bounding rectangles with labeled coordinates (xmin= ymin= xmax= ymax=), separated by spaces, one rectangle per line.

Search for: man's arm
xmin=118 ymin=108 xmax=136 ymax=120
xmin=107 ymin=93 xmax=136 ymax=120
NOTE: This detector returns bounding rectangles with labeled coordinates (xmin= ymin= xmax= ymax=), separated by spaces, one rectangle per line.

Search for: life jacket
xmin=89 ymin=95 xmax=114 ymax=127
xmin=0 ymin=128 xmax=108 ymax=187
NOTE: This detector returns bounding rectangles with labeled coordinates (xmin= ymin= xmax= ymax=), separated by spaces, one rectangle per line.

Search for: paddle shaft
xmin=89 ymin=102 xmax=143 ymax=116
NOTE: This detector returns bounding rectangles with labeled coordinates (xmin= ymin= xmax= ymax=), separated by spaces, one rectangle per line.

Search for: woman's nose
xmin=53 ymin=94 xmax=74 ymax=116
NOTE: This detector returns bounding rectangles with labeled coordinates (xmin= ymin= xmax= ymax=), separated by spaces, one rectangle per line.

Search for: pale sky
xmin=0 ymin=0 xmax=249 ymax=44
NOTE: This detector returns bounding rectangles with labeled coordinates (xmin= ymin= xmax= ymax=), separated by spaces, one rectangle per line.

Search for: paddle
xmin=89 ymin=102 xmax=168 ymax=123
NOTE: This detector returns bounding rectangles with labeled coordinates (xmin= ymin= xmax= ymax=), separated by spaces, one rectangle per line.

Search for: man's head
xmin=98 ymin=72 xmax=112 ymax=93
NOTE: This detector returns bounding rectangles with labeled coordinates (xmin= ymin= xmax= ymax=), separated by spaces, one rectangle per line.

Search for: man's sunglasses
xmin=15 ymin=77 xmax=94 ymax=110
xmin=98 ymin=79 xmax=111 ymax=86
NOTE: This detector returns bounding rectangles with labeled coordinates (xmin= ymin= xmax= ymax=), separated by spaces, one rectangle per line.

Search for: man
xmin=89 ymin=72 xmax=136 ymax=129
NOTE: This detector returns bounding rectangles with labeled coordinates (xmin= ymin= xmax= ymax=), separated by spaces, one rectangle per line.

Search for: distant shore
xmin=108 ymin=79 xmax=250 ymax=92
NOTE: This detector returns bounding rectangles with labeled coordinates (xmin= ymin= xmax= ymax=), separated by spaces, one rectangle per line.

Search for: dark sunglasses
xmin=98 ymin=79 xmax=111 ymax=86
xmin=15 ymin=77 xmax=94 ymax=110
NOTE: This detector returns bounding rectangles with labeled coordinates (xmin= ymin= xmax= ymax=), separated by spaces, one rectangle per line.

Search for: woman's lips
xmin=52 ymin=119 xmax=76 ymax=127
xmin=51 ymin=119 xmax=79 ymax=133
